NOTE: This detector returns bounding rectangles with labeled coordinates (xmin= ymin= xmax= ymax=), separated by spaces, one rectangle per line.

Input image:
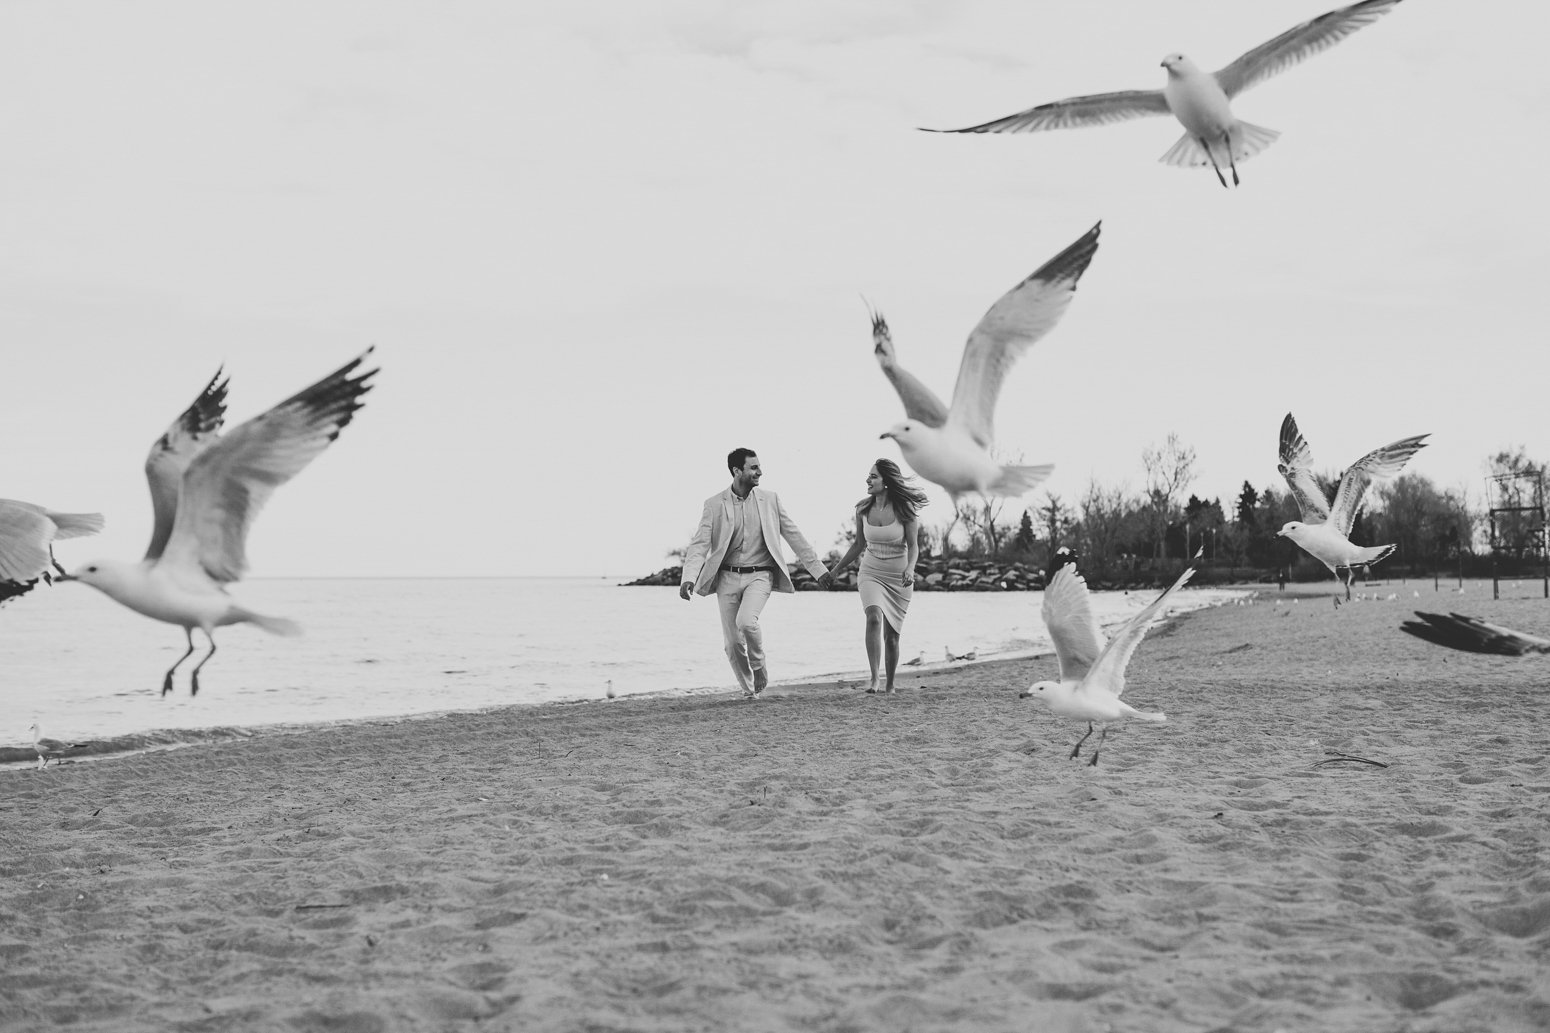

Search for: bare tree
xmin=1076 ymin=479 xmax=1135 ymax=574
xmin=955 ymin=497 xmax=985 ymax=554
xmin=974 ymin=495 xmax=1011 ymax=555
xmin=933 ymin=502 xmax=969 ymax=558
xmin=971 ymin=448 xmax=1024 ymax=557
xmin=1141 ymin=433 xmax=1197 ymax=559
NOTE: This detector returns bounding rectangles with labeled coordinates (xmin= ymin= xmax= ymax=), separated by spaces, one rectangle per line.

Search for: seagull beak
xmin=879 ymin=432 xmax=892 ymax=440
xmin=54 ymin=573 xmax=75 ymax=582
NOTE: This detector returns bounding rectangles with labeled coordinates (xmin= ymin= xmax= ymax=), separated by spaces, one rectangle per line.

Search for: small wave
xmin=0 ymin=726 xmax=257 ymax=768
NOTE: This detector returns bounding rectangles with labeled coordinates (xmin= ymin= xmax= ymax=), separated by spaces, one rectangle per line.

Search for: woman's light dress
xmin=858 ymin=519 xmax=912 ymax=633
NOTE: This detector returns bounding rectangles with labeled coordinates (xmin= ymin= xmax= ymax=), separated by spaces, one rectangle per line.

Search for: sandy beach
xmin=4 ymin=583 xmax=1549 ymax=1032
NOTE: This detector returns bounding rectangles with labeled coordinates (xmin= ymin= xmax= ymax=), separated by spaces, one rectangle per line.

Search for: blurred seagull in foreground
xmin=1275 ymin=413 xmax=1427 ymax=605
xmin=1401 ymin=613 xmax=1550 ymax=657
xmin=1021 ymin=561 xmax=1194 ymax=766
xmin=61 ymin=350 xmax=378 ymax=696
xmin=0 ymin=500 xmax=103 ymax=604
xmin=874 ymin=223 xmax=1099 ymax=498
xmin=924 ymin=0 xmax=1403 ymax=187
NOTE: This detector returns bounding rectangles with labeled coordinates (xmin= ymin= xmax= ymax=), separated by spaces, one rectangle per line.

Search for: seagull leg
xmin=189 ymin=631 xmax=218 ymax=697
xmin=1200 ymin=137 xmax=1227 ymax=189
xmin=1087 ymin=725 xmax=1109 ymax=767
xmin=1224 ymin=130 xmax=1240 ymax=186
xmin=1069 ymin=722 xmax=1094 ymax=760
xmin=51 ymin=548 xmax=66 ymax=578
xmin=163 ymin=629 xmax=197 ymax=696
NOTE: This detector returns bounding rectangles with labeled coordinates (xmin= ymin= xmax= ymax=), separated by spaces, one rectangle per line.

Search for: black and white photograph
xmin=2 ymin=1 xmax=1547 ymax=1029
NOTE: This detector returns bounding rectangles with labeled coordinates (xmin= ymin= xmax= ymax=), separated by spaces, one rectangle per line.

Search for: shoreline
xmin=6 ymin=586 xmax=1254 ymax=769
xmin=5 ymin=587 xmax=1549 ymax=1029
xmin=0 ymin=649 xmax=1055 ymax=773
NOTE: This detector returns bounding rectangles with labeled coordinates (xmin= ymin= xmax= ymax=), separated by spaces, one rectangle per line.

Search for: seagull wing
xmin=1081 ymin=565 xmax=1195 ymax=698
xmin=41 ymin=510 xmax=104 ymax=540
xmin=1042 ymin=565 xmax=1105 ymax=682
xmin=144 ymin=370 xmax=229 ymax=560
xmin=0 ymin=500 xmax=55 ymax=581
xmin=1214 ymin=0 xmax=1404 ymax=98
xmin=946 ymin=223 xmax=1100 ymax=449
xmin=923 ymin=90 xmax=1169 ymax=134
xmin=1329 ymin=433 xmax=1428 ymax=537
xmin=1401 ymin=612 xmax=1550 ymax=656
xmin=872 ymin=311 xmax=949 ymax=428
xmin=157 ymin=350 xmax=377 ymax=584
xmin=1277 ymin=413 xmax=1332 ymax=523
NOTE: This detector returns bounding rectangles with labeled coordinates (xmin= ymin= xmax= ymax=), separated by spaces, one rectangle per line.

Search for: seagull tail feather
xmin=235 ymin=609 xmax=303 ymax=636
xmin=988 ymin=464 xmax=1054 ymax=497
xmin=1355 ymin=543 xmax=1396 ymax=567
xmin=1229 ymin=122 xmax=1280 ymax=162
xmin=1131 ymin=711 xmax=1166 ymax=723
xmin=1159 ymin=122 xmax=1279 ymax=169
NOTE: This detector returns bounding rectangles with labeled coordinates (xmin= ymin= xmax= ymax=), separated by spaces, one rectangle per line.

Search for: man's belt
xmin=721 ymin=564 xmax=776 ymax=574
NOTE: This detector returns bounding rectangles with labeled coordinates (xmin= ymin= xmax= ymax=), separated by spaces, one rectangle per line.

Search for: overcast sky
xmin=2 ymin=1 xmax=1545 ymax=577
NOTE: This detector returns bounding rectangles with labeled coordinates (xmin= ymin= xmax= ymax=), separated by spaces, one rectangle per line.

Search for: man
xmin=680 ymin=448 xmax=828 ymax=699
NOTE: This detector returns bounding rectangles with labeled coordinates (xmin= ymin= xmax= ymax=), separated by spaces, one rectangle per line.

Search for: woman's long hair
xmin=861 ymin=458 xmax=929 ymax=522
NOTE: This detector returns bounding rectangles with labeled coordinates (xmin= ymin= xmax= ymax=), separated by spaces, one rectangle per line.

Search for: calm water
xmin=0 ymin=577 xmax=1241 ymax=748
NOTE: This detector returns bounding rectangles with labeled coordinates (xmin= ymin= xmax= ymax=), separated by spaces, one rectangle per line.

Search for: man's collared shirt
xmin=726 ymin=487 xmax=775 ymax=569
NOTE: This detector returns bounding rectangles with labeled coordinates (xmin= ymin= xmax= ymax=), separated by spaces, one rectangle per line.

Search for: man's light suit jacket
xmin=681 ymin=486 xmax=827 ymax=597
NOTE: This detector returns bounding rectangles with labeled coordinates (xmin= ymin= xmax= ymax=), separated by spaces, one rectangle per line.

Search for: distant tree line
xmin=890 ymin=437 xmax=1544 ymax=586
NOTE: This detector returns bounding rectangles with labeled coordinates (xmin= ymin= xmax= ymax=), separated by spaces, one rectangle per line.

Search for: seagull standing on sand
xmin=1275 ymin=413 xmax=1427 ymax=604
xmin=874 ymin=223 xmax=1099 ymax=498
xmin=1022 ymin=563 xmax=1194 ymax=766
xmin=60 ymin=351 xmax=378 ymax=696
xmin=28 ymin=723 xmax=89 ymax=769
xmin=1401 ymin=613 xmax=1550 ymax=656
xmin=0 ymin=500 xmax=104 ymax=603
xmin=923 ymin=0 xmax=1404 ymax=187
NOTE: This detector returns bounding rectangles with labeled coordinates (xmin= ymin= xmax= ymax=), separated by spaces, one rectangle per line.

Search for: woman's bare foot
xmin=865 ymin=679 xmax=880 ymax=694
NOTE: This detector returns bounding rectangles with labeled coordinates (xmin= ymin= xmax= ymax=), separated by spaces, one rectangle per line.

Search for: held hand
xmin=816 ymin=571 xmax=833 ymax=589
xmin=679 ymin=582 xmax=693 ymax=601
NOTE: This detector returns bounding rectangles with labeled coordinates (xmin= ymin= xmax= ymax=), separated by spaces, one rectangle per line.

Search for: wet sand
xmin=3 ymin=582 xmax=1549 ymax=1032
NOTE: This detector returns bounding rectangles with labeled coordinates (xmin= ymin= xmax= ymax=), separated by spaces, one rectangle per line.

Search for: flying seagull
xmin=1021 ymin=562 xmax=1193 ymax=766
xmin=1401 ymin=612 xmax=1550 ymax=656
xmin=0 ymin=500 xmax=103 ymax=605
xmin=923 ymin=0 xmax=1404 ymax=187
xmin=874 ymin=222 xmax=1099 ymax=498
xmin=1276 ymin=413 xmax=1427 ymax=604
xmin=61 ymin=350 xmax=378 ymax=696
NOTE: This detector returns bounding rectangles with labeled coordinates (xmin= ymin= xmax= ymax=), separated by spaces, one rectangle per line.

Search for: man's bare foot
xmin=753 ymin=666 xmax=768 ymax=693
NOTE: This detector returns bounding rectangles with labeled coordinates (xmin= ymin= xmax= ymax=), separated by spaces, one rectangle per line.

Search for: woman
xmin=820 ymin=459 xmax=927 ymax=694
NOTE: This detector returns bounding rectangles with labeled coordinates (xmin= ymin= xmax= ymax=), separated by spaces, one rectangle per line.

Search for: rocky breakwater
xmin=622 ymin=558 xmax=1048 ymax=592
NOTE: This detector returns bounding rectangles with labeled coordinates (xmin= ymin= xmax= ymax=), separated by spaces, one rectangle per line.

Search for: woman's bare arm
xmin=821 ymin=511 xmax=868 ymax=585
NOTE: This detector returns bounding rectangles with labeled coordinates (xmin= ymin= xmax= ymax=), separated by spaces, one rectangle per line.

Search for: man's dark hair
xmin=727 ymin=448 xmax=757 ymax=474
